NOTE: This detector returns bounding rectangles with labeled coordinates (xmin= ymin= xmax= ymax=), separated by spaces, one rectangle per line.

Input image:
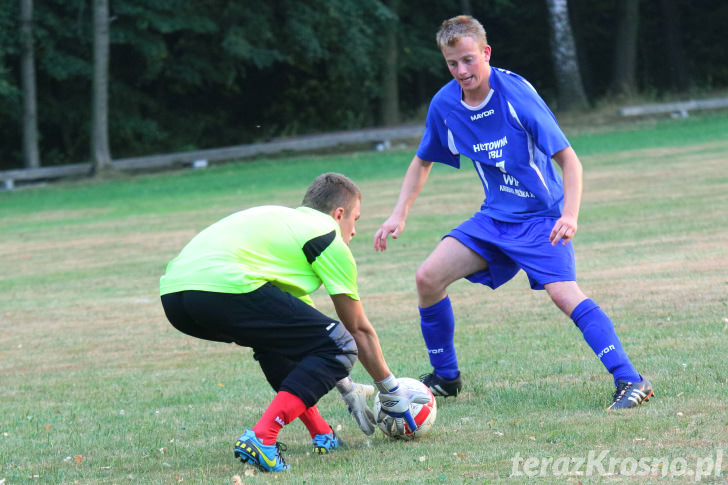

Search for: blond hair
xmin=436 ymin=15 xmax=487 ymax=50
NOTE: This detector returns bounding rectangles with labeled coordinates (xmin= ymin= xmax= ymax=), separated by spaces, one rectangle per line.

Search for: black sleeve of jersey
xmin=302 ymin=230 xmax=336 ymax=264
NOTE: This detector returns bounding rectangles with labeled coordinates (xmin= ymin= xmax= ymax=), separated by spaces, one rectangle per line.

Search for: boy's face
xmin=441 ymin=36 xmax=491 ymax=98
xmin=336 ymin=198 xmax=360 ymax=245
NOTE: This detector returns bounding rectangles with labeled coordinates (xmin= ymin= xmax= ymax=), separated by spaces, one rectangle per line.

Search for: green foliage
xmin=34 ymin=1 xmax=91 ymax=80
xmin=0 ymin=0 xmax=20 ymax=97
xmin=1 ymin=0 xmax=728 ymax=170
xmin=0 ymin=0 xmax=21 ymax=160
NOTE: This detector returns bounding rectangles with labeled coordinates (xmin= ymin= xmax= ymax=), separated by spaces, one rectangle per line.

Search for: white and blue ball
xmin=372 ymin=377 xmax=437 ymax=440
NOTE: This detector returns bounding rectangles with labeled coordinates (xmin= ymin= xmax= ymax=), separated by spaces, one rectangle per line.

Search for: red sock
xmin=252 ymin=391 xmax=307 ymax=445
xmin=298 ymin=405 xmax=331 ymax=438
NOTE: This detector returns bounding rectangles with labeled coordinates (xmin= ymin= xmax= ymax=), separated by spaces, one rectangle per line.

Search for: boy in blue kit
xmin=374 ymin=15 xmax=653 ymax=410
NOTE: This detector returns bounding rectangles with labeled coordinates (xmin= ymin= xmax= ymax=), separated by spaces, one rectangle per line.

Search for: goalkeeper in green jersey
xmin=160 ymin=172 xmax=428 ymax=472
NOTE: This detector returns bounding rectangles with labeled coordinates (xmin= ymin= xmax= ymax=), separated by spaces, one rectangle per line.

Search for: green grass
xmin=1 ymin=113 xmax=727 ymax=483
xmin=570 ymin=111 xmax=728 ymax=156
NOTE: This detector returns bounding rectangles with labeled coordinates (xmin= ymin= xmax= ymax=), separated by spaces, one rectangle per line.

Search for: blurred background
xmin=1 ymin=0 xmax=726 ymax=170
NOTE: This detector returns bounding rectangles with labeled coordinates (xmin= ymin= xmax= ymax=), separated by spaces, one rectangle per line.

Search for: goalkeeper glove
xmin=374 ymin=374 xmax=431 ymax=436
xmin=336 ymin=377 xmax=376 ymax=435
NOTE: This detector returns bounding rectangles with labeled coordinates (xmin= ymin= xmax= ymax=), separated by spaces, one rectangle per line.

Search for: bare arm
xmin=373 ymin=155 xmax=433 ymax=251
xmin=550 ymin=146 xmax=583 ymax=246
xmin=330 ymin=294 xmax=391 ymax=381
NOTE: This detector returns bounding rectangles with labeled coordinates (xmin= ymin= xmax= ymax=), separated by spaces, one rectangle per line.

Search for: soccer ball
xmin=372 ymin=377 xmax=437 ymax=440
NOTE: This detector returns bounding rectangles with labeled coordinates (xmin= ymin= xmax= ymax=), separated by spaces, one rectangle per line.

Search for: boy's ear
xmin=331 ymin=207 xmax=345 ymax=221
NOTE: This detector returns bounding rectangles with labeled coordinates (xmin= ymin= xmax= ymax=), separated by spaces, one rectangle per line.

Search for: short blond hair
xmin=436 ymin=15 xmax=487 ymax=50
xmin=302 ymin=172 xmax=361 ymax=215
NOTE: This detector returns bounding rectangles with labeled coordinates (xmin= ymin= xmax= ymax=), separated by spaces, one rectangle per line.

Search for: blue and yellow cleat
xmin=312 ymin=428 xmax=340 ymax=454
xmin=234 ymin=429 xmax=289 ymax=472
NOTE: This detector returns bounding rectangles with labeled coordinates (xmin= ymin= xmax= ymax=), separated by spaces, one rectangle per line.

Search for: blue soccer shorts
xmin=447 ymin=212 xmax=576 ymax=290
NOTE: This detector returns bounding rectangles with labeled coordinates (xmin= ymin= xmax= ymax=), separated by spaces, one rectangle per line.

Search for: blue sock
xmin=571 ymin=299 xmax=640 ymax=384
xmin=419 ymin=296 xmax=459 ymax=380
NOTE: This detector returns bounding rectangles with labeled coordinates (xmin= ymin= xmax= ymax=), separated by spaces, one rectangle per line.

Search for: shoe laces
xmin=612 ymin=381 xmax=631 ymax=402
xmin=419 ymin=372 xmax=435 ymax=384
xmin=274 ymin=441 xmax=288 ymax=464
xmin=313 ymin=433 xmax=334 ymax=447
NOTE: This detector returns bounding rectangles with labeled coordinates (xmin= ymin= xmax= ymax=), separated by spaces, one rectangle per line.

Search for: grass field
xmin=1 ymin=112 xmax=727 ymax=484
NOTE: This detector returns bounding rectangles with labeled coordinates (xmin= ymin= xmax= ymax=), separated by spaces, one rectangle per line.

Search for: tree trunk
xmin=20 ymin=0 xmax=40 ymax=169
xmin=612 ymin=0 xmax=639 ymax=96
xmin=91 ymin=0 xmax=113 ymax=174
xmin=380 ymin=0 xmax=400 ymax=126
xmin=660 ymin=0 xmax=690 ymax=92
xmin=545 ymin=0 xmax=589 ymax=111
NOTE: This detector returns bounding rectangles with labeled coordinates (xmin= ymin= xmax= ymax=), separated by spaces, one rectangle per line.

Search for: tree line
xmin=1 ymin=0 xmax=725 ymax=171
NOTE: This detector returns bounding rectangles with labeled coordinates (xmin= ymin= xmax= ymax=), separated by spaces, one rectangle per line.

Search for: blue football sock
xmin=419 ymin=296 xmax=459 ymax=380
xmin=571 ymin=299 xmax=640 ymax=384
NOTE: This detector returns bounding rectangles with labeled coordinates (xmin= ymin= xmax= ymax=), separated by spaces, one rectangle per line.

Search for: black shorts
xmin=160 ymin=283 xmax=357 ymax=406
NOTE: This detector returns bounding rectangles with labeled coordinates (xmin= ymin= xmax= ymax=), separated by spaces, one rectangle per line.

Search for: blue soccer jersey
xmin=417 ymin=67 xmax=570 ymax=222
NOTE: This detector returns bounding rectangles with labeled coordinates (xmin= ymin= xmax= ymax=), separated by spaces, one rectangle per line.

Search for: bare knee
xmin=415 ymin=237 xmax=486 ymax=307
xmin=415 ymin=263 xmax=447 ymax=306
xmin=545 ymin=281 xmax=587 ymax=316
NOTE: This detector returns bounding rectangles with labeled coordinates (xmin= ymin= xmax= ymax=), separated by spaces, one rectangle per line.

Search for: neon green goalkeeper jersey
xmin=159 ymin=206 xmax=359 ymax=305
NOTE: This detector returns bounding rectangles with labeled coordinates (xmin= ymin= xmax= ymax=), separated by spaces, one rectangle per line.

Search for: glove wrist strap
xmin=375 ymin=374 xmax=398 ymax=393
